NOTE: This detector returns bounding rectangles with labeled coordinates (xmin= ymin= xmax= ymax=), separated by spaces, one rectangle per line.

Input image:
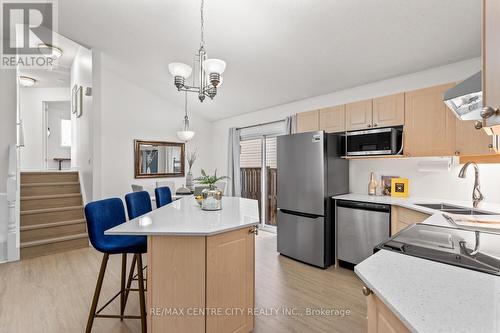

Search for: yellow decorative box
xmin=391 ymin=178 xmax=409 ymax=197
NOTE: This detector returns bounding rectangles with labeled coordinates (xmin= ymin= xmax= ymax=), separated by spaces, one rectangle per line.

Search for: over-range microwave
xmin=343 ymin=127 xmax=403 ymax=156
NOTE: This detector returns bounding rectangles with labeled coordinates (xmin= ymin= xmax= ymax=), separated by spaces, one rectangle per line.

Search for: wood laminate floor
xmin=0 ymin=231 xmax=366 ymax=333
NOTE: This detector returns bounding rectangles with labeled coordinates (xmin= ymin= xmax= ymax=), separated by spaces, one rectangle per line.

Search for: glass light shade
xmin=168 ymin=63 xmax=192 ymax=79
xmin=19 ymin=76 xmax=36 ymax=87
xmin=177 ymin=130 xmax=195 ymax=141
xmin=38 ymin=44 xmax=63 ymax=59
xmin=202 ymin=59 xmax=226 ymax=74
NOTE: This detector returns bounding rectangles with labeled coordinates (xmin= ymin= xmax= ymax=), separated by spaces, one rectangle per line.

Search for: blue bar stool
xmin=154 ymin=186 xmax=173 ymax=208
xmin=125 ymin=191 xmax=152 ymax=218
xmin=84 ymin=198 xmax=147 ymax=333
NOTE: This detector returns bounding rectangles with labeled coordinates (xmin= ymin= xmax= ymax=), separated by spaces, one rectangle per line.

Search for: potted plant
xmin=195 ymin=169 xmax=230 ymax=211
xmin=186 ymin=149 xmax=198 ymax=190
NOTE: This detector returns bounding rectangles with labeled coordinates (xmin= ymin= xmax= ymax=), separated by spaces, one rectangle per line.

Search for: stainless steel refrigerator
xmin=277 ymin=131 xmax=349 ymax=268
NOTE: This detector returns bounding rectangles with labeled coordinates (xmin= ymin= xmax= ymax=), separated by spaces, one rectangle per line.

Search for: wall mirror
xmin=134 ymin=140 xmax=185 ymax=178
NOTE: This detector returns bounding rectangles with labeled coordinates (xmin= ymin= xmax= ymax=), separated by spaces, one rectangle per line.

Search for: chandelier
xmin=168 ymin=0 xmax=226 ymax=103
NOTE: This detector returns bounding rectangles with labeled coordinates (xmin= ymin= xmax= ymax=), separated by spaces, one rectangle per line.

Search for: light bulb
xmin=202 ymin=59 xmax=226 ymax=75
xmin=168 ymin=63 xmax=192 ymax=79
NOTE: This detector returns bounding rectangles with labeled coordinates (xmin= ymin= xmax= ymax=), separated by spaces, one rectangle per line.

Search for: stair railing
xmin=7 ymin=144 xmax=19 ymax=262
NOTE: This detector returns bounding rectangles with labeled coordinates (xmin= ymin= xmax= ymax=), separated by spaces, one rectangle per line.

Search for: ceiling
xmin=19 ymin=33 xmax=80 ymax=88
xmin=58 ymin=0 xmax=481 ymax=121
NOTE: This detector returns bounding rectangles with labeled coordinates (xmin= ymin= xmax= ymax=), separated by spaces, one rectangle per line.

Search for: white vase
xmin=186 ymin=171 xmax=194 ymax=190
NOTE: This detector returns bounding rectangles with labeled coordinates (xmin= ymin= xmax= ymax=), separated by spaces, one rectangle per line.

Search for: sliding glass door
xmin=239 ymin=122 xmax=285 ymax=231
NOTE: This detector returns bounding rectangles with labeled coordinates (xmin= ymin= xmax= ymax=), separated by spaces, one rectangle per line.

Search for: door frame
xmin=41 ymin=99 xmax=71 ymax=170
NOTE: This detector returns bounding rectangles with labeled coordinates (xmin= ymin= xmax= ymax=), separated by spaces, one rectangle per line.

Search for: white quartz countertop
xmin=340 ymin=194 xmax=500 ymax=333
xmin=105 ymin=196 xmax=260 ymax=236
xmin=333 ymin=193 xmax=500 ymax=215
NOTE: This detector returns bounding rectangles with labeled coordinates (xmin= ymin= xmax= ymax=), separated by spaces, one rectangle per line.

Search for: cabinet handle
xmin=249 ymin=226 xmax=259 ymax=235
xmin=362 ymin=286 xmax=372 ymax=296
xmin=474 ymin=121 xmax=483 ymax=130
xmin=455 ymin=151 xmax=460 ymax=156
xmin=373 ymin=123 xmax=378 ymax=127
xmin=367 ymin=124 xmax=372 ymax=128
xmin=481 ymin=106 xmax=499 ymax=119
xmin=489 ymin=144 xmax=494 ymax=150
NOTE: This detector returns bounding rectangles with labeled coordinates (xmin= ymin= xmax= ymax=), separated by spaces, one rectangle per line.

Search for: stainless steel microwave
xmin=343 ymin=127 xmax=403 ymax=156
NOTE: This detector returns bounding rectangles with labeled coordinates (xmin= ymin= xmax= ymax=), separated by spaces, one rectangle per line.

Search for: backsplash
xmin=349 ymin=157 xmax=500 ymax=203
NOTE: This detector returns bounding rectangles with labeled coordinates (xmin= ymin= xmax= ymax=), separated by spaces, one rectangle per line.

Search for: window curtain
xmin=227 ymin=128 xmax=241 ymax=197
xmin=285 ymin=115 xmax=296 ymax=134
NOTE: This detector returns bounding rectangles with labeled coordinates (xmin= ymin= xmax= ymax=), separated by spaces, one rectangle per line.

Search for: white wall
xmin=91 ymin=52 xmax=214 ymax=200
xmin=71 ymin=46 xmax=93 ymax=201
xmin=46 ymin=102 xmax=71 ymax=170
xmin=19 ymin=87 xmax=70 ymax=170
xmin=210 ymin=57 xmax=500 ymax=203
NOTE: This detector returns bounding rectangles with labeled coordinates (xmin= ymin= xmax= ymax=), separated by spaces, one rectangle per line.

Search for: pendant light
xmin=177 ymin=92 xmax=195 ymax=142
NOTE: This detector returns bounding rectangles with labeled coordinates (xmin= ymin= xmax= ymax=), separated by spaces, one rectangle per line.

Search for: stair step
xmin=21 ymin=172 xmax=79 ymax=184
xmin=21 ymin=205 xmax=84 ymax=215
xmin=21 ymin=219 xmax=86 ymax=231
xmin=21 ymin=193 xmax=83 ymax=210
xmin=21 ymin=206 xmax=84 ymax=227
xmin=21 ymin=182 xmax=80 ymax=196
xmin=20 ymin=234 xmax=89 ymax=259
xmin=21 ymin=221 xmax=87 ymax=243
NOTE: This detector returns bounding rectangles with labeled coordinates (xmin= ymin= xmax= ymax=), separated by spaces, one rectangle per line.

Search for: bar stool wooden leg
xmin=85 ymin=253 xmax=109 ymax=333
xmin=123 ymin=254 xmax=137 ymax=311
xmin=120 ymin=253 xmax=126 ymax=321
xmin=136 ymin=254 xmax=147 ymax=333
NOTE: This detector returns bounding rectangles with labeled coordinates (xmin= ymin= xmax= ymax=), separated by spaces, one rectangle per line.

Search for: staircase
xmin=20 ymin=172 xmax=88 ymax=259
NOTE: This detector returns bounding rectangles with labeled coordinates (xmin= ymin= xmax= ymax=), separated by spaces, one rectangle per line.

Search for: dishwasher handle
xmin=336 ymin=200 xmax=390 ymax=213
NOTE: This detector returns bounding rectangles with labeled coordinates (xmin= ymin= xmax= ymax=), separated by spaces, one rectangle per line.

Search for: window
xmin=60 ymin=119 xmax=72 ymax=147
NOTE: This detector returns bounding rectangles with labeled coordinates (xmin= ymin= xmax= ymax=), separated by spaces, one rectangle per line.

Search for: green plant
xmin=194 ymin=169 xmax=230 ymax=187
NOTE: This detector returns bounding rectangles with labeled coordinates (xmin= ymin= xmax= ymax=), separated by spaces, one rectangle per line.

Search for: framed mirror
xmin=134 ymin=140 xmax=185 ymax=178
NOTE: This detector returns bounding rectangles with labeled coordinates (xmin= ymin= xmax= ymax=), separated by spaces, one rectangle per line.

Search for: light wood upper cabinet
xmin=319 ymin=105 xmax=346 ymax=133
xmin=346 ymin=99 xmax=373 ymax=131
xmin=367 ymin=292 xmax=411 ymax=333
xmin=404 ymin=83 xmax=457 ymax=157
xmin=206 ymin=228 xmax=255 ymax=333
xmin=372 ymin=93 xmax=405 ymax=128
xmin=483 ymin=0 xmax=500 ymax=134
xmin=296 ymin=110 xmax=319 ymax=133
xmin=456 ymin=120 xmax=497 ymax=156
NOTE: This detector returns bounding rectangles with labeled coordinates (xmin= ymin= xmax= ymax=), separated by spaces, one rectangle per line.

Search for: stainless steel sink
xmin=415 ymin=203 xmax=494 ymax=215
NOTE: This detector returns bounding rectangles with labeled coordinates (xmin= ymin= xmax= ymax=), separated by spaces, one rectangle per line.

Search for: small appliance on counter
xmin=377 ymin=223 xmax=500 ymax=276
xmin=342 ymin=126 xmax=403 ymax=156
xmin=277 ymin=131 xmax=349 ymax=268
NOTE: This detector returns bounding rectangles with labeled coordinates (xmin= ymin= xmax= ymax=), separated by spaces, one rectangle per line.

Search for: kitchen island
xmin=106 ymin=196 xmax=260 ymax=333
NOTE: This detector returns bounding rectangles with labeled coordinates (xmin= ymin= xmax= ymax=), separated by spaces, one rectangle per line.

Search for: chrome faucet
xmin=458 ymin=162 xmax=484 ymax=208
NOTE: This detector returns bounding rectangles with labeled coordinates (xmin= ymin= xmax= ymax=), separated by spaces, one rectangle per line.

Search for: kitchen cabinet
xmin=346 ymin=99 xmax=373 ymax=131
xmin=366 ymin=290 xmax=411 ymax=333
xmin=206 ymin=227 xmax=255 ymax=333
xmin=404 ymin=83 xmax=457 ymax=157
xmin=455 ymin=120 xmax=497 ymax=156
xmin=482 ymin=0 xmax=500 ymax=134
xmin=296 ymin=110 xmax=319 ymax=133
xmin=372 ymin=93 xmax=405 ymax=128
xmin=319 ymin=105 xmax=345 ymax=133
xmin=391 ymin=206 xmax=430 ymax=235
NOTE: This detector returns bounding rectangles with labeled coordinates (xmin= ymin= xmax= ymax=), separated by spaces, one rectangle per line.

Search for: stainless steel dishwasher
xmin=337 ymin=200 xmax=390 ymax=265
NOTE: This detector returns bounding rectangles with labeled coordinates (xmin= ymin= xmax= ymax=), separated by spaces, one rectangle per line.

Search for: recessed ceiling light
xmin=19 ymin=76 xmax=36 ymax=87
xmin=38 ymin=44 xmax=63 ymax=60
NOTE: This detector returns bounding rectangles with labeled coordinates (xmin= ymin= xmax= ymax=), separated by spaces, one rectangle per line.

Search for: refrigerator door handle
xmin=278 ymin=208 xmax=324 ymax=219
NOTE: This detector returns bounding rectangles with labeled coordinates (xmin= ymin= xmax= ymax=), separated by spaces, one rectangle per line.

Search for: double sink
xmin=415 ymin=203 xmax=494 ymax=215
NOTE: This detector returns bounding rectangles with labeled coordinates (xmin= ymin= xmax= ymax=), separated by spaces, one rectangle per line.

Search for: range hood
xmin=443 ymin=71 xmax=482 ymax=121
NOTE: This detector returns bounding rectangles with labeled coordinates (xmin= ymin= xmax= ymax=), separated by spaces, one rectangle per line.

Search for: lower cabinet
xmin=391 ymin=206 xmax=431 ymax=235
xmin=366 ymin=291 xmax=411 ymax=333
